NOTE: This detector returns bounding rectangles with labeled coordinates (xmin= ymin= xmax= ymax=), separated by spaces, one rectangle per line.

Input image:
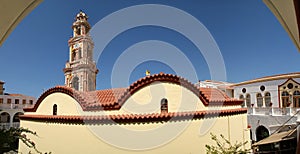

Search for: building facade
xmin=232 ymin=72 xmax=300 ymax=142
xmin=0 ymin=81 xmax=36 ymax=129
xmin=18 ymin=11 xmax=250 ymax=153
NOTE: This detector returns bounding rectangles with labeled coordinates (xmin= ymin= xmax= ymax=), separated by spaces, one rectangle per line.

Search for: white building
xmin=0 ymin=81 xmax=36 ymax=129
xmin=231 ymin=72 xmax=300 ymax=142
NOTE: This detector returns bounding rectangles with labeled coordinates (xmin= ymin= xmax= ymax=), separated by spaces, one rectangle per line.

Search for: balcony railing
xmin=247 ymin=107 xmax=300 ymax=116
xmin=0 ymin=122 xmax=20 ymax=130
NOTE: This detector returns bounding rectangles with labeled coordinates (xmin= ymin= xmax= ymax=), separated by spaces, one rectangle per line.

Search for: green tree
xmin=205 ymin=133 xmax=251 ymax=154
xmin=0 ymin=127 xmax=49 ymax=154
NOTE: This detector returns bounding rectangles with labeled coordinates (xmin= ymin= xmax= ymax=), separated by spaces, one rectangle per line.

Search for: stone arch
xmin=256 ymin=125 xmax=269 ymax=142
xmin=0 ymin=112 xmax=10 ymax=123
xmin=13 ymin=112 xmax=24 ymax=122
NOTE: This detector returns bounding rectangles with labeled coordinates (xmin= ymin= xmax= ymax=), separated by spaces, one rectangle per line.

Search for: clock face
xmin=73 ymin=43 xmax=80 ymax=49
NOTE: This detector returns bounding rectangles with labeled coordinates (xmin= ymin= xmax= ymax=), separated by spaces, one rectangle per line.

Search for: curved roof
xmin=0 ymin=0 xmax=42 ymax=46
xmin=232 ymin=72 xmax=300 ymax=86
xmin=24 ymin=73 xmax=242 ymax=112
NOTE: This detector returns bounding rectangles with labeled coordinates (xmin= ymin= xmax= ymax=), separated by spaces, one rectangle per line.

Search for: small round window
xmin=242 ymin=88 xmax=246 ymax=93
xmin=260 ymin=85 xmax=265 ymax=91
xmin=287 ymin=83 xmax=293 ymax=89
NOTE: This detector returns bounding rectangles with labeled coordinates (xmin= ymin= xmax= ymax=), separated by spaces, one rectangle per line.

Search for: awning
xmin=263 ymin=0 xmax=300 ymax=52
xmin=0 ymin=0 xmax=43 ymax=46
xmin=253 ymin=129 xmax=297 ymax=146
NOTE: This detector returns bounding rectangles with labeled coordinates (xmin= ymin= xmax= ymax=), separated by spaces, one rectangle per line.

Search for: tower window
xmin=76 ymin=27 xmax=81 ymax=35
xmin=78 ymin=48 xmax=82 ymax=59
xmin=53 ymin=104 xmax=57 ymax=115
xmin=72 ymin=51 xmax=76 ymax=61
xmin=161 ymin=98 xmax=168 ymax=113
xmin=72 ymin=77 xmax=79 ymax=90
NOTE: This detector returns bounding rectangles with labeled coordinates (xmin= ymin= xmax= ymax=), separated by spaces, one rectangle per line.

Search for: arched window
xmin=293 ymin=90 xmax=300 ymax=108
xmin=78 ymin=48 xmax=82 ymax=59
xmin=282 ymin=91 xmax=289 ymax=107
xmin=53 ymin=104 xmax=57 ymax=115
xmin=256 ymin=93 xmax=263 ymax=107
xmin=0 ymin=112 xmax=10 ymax=123
xmin=76 ymin=27 xmax=81 ymax=35
xmin=71 ymin=51 xmax=76 ymax=61
xmin=72 ymin=77 xmax=79 ymax=90
xmin=239 ymin=95 xmax=245 ymax=107
xmin=265 ymin=92 xmax=271 ymax=107
xmin=161 ymin=98 xmax=168 ymax=113
xmin=256 ymin=125 xmax=269 ymax=142
xmin=246 ymin=94 xmax=251 ymax=107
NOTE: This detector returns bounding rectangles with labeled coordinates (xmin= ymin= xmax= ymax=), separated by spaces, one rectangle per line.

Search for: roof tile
xmin=24 ymin=73 xmax=243 ymax=112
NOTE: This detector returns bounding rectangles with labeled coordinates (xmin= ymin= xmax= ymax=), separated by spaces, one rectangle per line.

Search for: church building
xmin=19 ymin=11 xmax=250 ymax=153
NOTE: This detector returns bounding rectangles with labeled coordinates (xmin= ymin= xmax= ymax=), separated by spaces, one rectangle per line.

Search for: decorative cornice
xmin=20 ymin=108 xmax=247 ymax=125
xmin=232 ymin=72 xmax=300 ymax=86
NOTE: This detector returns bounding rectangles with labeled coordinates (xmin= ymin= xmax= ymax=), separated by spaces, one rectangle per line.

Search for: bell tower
xmin=64 ymin=11 xmax=98 ymax=91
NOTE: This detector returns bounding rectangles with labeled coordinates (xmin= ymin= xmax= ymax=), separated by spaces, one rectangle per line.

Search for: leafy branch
xmin=205 ymin=133 xmax=251 ymax=154
xmin=0 ymin=127 xmax=51 ymax=154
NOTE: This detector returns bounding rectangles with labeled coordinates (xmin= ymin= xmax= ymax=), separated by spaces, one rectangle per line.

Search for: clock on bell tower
xmin=63 ymin=11 xmax=98 ymax=91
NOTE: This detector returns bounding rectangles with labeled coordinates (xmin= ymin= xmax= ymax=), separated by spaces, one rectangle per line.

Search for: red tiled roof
xmin=20 ymin=108 xmax=247 ymax=124
xmin=200 ymin=87 xmax=232 ymax=102
xmin=8 ymin=93 xmax=26 ymax=97
xmin=24 ymin=73 xmax=243 ymax=112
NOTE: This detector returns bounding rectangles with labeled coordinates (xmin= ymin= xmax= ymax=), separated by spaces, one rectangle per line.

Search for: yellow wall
xmin=120 ymin=82 xmax=205 ymax=114
xmin=26 ymin=93 xmax=83 ymax=115
xmin=20 ymin=82 xmax=250 ymax=153
xmin=19 ymin=114 xmax=250 ymax=153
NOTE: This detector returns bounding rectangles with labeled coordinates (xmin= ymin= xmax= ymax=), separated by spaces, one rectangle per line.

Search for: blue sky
xmin=1 ymin=0 xmax=300 ymax=98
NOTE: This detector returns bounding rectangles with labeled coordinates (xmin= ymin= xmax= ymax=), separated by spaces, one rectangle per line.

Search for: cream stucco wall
xmin=19 ymin=114 xmax=250 ymax=153
xmin=20 ymin=82 xmax=250 ymax=153
xmin=26 ymin=93 xmax=83 ymax=115
xmin=120 ymin=82 xmax=205 ymax=114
